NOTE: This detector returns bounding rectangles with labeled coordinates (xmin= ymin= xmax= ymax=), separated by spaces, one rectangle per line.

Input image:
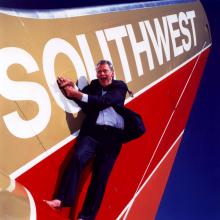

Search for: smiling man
xmin=44 ymin=60 xmax=128 ymax=220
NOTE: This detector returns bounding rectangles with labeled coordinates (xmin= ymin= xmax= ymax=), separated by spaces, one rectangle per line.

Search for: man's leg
xmin=55 ymin=135 xmax=99 ymax=207
xmin=78 ymin=144 xmax=121 ymax=220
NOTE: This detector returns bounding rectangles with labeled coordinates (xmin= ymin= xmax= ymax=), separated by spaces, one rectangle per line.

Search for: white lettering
xmin=77 ymin=34 xmax=96 ymax=80
xmin=179 ymin=12 xmax=192 ymax=51
xmin=144 ymin=17 xmax=170 ymax=65
xmin=166 ymin=14 xmax=184 ymax=57
xmin=104 ymin=26 xmax=132 ymax=82
xmin=0 ymin=47 xmax=51 ymax=138
xmin=43 ymin=38 xmax=87 ymax=114
xmin=127 ymin=22 xmax=154 ymax=75
xmin=96 ymin=30 xmax=113 ymax=64
xmin=186 ymin=10 xmax=197 ymax=46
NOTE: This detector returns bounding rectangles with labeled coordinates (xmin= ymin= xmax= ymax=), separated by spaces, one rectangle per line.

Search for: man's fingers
xmin=57 ymin=76 xmax=74 ymax=88
xmin=57 ymin=76 xmax=64 ymax=85
xmin=61 ymin=81 xmax=71 ymax=88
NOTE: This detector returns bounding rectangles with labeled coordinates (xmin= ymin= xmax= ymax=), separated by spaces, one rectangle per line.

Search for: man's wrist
xmin=81 ymin=94 xmax=88 ymax=102
xmin=75 ymin=91 xmax=83 ymax=100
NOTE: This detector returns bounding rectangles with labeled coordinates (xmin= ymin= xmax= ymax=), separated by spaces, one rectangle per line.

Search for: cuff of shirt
xmin=81 ymin=94 xmax=88 ymax=103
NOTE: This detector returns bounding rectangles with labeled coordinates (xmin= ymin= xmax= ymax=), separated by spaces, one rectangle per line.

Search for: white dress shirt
xmin=81 ymin=90 xmax=124 ymax=129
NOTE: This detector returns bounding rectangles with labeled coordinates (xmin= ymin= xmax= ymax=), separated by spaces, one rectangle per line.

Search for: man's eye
xmin=98 ymin=70 xmax=109 ymax=74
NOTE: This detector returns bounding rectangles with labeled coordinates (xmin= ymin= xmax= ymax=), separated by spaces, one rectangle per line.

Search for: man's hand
xmin=64 ymin=85 xmax=76 ymax=97
xmin=57 ymin=76 xmax=83 ymax=100
xmin=57 ymin=76 xmax=74 ymax=89
xmin=64 ymin=86 xmax=83 ymax=100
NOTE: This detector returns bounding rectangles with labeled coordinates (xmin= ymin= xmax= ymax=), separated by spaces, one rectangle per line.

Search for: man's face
xmin=96 ymin=64 xmax=114 ymax=87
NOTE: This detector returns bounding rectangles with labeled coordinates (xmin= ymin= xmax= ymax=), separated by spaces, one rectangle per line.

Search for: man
xmin=45 ymin=60 xmax=128 ymax=220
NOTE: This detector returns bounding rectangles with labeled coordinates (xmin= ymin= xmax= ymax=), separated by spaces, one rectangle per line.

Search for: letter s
xmin=0 ymin=47 xmax=51 ymax=138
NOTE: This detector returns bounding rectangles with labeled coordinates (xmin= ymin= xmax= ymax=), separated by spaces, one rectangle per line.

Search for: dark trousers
xmin=56 ymin=126 xmax=122 ymax=220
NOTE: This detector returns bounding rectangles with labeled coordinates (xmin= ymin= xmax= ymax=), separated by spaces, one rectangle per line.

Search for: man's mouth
xmin=99 ymin=76 xmax=112 ymax=86
xmin=100 ymin=77 xmax=108 ymax=82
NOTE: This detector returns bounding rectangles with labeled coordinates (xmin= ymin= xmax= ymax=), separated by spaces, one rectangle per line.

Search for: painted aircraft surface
xmin=0 ymin=0 xmax=211 ymax=219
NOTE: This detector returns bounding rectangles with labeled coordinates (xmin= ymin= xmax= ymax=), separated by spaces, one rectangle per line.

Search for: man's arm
xmin=57 ymin=77 xmax=127 ymax=111
xmin=86 ymin=80 xmax=128 ymax=111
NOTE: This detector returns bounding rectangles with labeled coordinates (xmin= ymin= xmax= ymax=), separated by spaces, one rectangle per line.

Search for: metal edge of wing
xmin=0 ymin=0 xmax=197 ymax=19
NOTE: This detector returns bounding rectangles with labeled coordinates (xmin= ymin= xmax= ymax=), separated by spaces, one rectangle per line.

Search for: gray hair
xmin=96 ymin=60 xmax=114 ymax=72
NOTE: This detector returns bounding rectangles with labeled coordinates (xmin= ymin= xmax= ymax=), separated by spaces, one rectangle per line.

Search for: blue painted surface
xmin=156 ymin=0 xmax=220 ymax=219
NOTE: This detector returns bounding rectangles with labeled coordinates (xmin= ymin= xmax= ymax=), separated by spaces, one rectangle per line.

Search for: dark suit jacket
xmin=73 ymin=79 xmax=128 ymax=138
